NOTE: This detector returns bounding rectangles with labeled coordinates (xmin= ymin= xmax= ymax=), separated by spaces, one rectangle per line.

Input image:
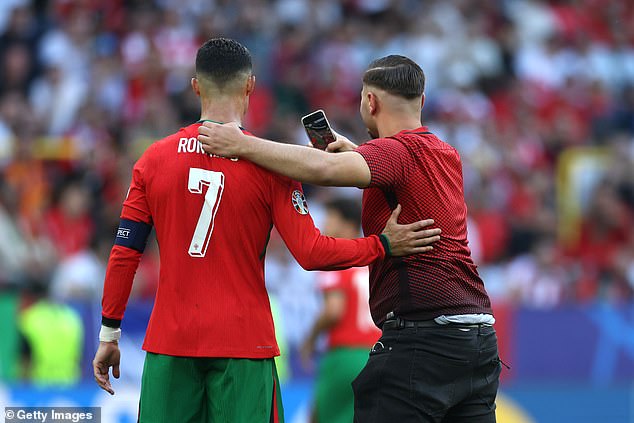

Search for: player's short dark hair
xmin=195 ymin=38 xmax=252 ymax=86
xmin=363 ymin=55 xmax=425 ymax=99
xmin=325 ymin=198 xmax=362 ymax=228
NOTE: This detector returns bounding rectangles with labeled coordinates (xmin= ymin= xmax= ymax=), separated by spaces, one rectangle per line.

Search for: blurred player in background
xmin=92 ymin=38 xmax=441 ymax=423
xmin=198 ymin=54 xmax=500 ymax=423
xmin=19 ymin=276 xmax=83 ymax=385
xmin=301 ymin=197 xmax=381 ymax=423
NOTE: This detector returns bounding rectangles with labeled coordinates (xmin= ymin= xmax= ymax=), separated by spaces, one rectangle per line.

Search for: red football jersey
xmin=355 ymin=128 xmax=493 ymax=325
xmin=318 ymin=267 xmax=381 ymax=349
xmin=101 ymin=123 xmax=385 ymax=358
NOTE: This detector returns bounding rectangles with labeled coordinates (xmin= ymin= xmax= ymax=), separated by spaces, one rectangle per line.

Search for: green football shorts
xmin=138 ymin=352 xmax=284 ymax=423
xmin=314 ymin=347 xmax=370 ymax=423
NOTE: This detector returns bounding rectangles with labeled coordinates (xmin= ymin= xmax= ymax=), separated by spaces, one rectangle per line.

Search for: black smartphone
xmin=301 ymin=109 xmax=336 ymax=150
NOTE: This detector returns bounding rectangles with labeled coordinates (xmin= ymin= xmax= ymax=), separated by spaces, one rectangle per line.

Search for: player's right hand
xmin=382 ymin=205 xmax=441 ymax=256
xmin=299 ymin=339 xmax=315 ymax=371
xmin=93 ymin=341 xmax=121 ymax=395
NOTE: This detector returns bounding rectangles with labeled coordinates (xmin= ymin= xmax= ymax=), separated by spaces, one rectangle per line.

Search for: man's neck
xmin=199 ymin=100 xmax=244 ymax=125
xmin=376 ymin=115 xmax=423 ymax=138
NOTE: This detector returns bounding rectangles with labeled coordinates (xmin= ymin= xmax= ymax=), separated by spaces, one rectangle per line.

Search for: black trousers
xmin=352 ymin=323 xmax=501 ymax=423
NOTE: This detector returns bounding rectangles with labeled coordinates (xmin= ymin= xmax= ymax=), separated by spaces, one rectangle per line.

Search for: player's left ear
xmin=420 ymin=93 xmax=425 ymax=110
xmin=246 ymin=75 xmax=256 ymax=96
xmin=368 ymin=92 xmax=379 ymax=115
xmin=191 ymin=78 xmax=201 ymax=97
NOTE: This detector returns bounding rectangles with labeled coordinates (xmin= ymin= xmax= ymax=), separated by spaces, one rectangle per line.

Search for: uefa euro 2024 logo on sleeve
xmin=291 ymin=190 xmax=309 ymax=215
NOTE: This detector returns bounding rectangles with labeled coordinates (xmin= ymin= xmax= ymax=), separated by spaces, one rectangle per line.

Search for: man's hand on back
xmin=198 ymin=121 xmax=247 ymax=157
xmin=382 ymin=205 xmax=441 ymax=256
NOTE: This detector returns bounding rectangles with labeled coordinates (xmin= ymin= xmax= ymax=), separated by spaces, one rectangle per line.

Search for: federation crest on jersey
xmin=291 ymin=190 xmax=309 ymax=215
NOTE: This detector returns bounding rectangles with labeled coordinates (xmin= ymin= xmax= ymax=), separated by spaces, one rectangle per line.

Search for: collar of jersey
xmin=196 ymin=119 xmax=245 ymax=131
xmin=398 ymin=126 xmax=429 ymax=135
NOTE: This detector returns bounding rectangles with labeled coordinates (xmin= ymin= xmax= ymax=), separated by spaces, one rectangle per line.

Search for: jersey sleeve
xmin=101 ymin=150 xmax=154 ymax=327
xmin=270 ymin=175 xmax=385 ymax=271
xmin=355 ymin=138 xmax=409 ymax=189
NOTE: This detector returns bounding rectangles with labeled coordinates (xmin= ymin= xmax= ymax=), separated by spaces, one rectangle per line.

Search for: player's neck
xmin=199 ymin=99 xmax=244 ymax=126
xmin=376 ymin=114 xmax=423 ymax=138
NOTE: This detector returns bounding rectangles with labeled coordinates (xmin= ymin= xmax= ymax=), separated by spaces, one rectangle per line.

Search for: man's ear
xmin=246 ymin=74 xmax=256 ymax=96
xmin=368 ymin=91 xmax=379 ymax=115
xmin=191 ymin=78 xmax=200 ymax=97
xmin=420 ymin=93 xmax=425 ymax=110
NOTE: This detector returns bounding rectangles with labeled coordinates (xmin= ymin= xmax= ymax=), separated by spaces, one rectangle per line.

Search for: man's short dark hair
xmin=195 ymin=38 xmax=252 ymax=86
xmin=363 ymin=55 xmax=425 ymax=99
xmin=325 ymin=198 xmax=362 ymax=228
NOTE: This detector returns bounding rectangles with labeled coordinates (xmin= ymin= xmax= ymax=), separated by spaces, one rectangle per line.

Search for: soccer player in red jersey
xmin=198 ymin=55 xmax=501 ymax=423
xmin=301 ymin=198 xmax=381 ymax=423
xmin=92 ymin=41 xmax=441 ymax=423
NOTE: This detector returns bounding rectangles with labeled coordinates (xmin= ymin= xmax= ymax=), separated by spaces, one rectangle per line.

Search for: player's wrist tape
xmin=99 ymin=325 xmax=121 ymax=342
xmin=379 ymin=234 xmax=392 ymax=257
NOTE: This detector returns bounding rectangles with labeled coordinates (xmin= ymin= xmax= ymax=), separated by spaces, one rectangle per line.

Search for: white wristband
xmin=99 ymin=325 xmax=121 ymax=342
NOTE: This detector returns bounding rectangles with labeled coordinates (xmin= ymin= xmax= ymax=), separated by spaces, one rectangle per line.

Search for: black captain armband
xmin=114 ymin=218 xmax=152 ymax=253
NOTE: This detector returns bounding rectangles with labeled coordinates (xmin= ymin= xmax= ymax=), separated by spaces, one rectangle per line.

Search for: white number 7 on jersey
xmin=188 ymin=168 xmax=225 ymax=257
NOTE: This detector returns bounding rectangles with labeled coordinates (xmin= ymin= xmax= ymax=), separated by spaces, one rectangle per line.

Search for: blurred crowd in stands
xmin=0 ymin=0 xmax=633 ymax=363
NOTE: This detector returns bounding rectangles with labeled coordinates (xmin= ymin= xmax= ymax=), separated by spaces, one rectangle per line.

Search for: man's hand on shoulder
xmin=198 ymin=121 xmax=247 ymax=157
xmin=381 ymin=205 xmax=441 ymax=256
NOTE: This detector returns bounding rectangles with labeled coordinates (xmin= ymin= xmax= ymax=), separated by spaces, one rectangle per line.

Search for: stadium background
xmin=0 ymin=0 xmax=633 ymax=421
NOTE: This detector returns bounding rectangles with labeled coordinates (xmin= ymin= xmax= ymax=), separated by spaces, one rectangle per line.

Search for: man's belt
xmin=382 ymin=316 xmax=491 ymax=331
